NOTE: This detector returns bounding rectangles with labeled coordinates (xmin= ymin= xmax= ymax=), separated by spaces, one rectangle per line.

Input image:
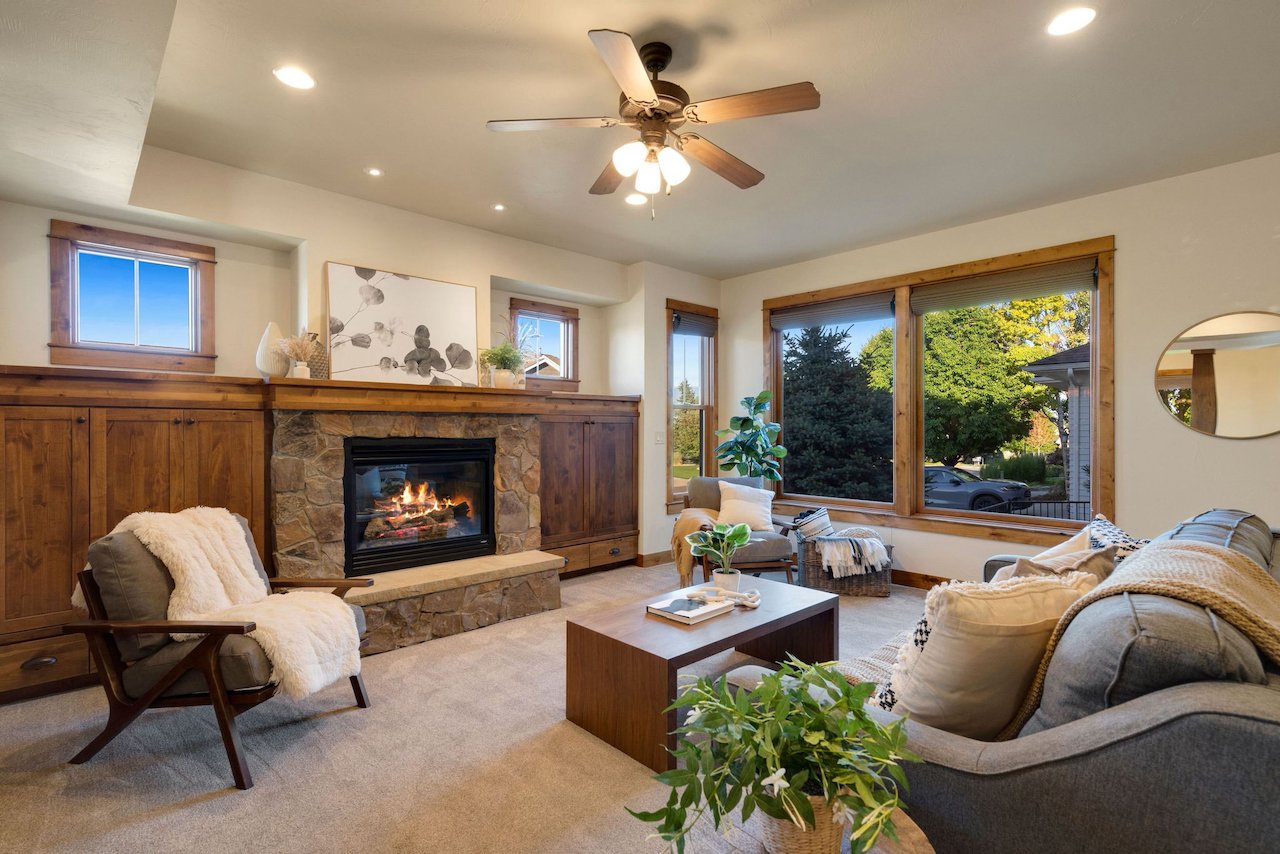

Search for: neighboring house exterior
xmin=1026 ymin=344 xmax=1091 ymax=505
xmin=523 ymin=354 xmax=562 ymax=377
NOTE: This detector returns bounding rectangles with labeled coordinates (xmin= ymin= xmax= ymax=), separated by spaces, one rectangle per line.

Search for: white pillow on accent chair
xmin=717 ymin=481 xmax=774 ymax=531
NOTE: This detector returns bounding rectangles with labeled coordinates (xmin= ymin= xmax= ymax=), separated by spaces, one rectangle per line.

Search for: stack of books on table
xmin=646 ymin=595 xmax=734 ymax=625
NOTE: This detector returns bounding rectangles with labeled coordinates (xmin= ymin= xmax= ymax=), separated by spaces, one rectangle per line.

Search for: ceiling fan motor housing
xmin=618 ymin=79 xmax=690 ymax=129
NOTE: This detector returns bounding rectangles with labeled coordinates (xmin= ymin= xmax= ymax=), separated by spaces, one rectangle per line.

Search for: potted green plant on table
xmin=479 ymin=341 xmax=525 ymax=389
xmin=629 ymin=660 xmax=918 ymax=854
xmin=715 ymin=391 xmax=787 ymax=481
xmin=684 ymin=522 xmax=751 ymax=591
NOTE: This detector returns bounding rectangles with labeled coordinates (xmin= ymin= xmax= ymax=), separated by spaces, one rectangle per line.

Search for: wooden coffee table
xmin=566 ymin=577 xmax=839 ymax=772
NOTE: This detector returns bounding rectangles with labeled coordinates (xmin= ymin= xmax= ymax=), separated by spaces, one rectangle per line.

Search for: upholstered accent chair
xmin=683 ymin=476 xmax=796 ymax=584
xmin=64 ymin=514 xmax=372 ymax=790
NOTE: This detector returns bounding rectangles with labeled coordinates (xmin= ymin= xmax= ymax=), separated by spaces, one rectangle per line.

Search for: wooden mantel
xmin=265 ymin=376 xmax=640 ymax=416
xmin=0 ymin=365 xmax=640 ymax=416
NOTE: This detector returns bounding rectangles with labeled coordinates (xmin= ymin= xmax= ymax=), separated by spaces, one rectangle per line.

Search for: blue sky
xmin=78 ymin=250 xmax=191 ymax=349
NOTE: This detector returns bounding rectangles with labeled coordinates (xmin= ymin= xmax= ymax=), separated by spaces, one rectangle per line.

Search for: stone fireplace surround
xmin=271 ymin=409 xmax=555 ymax=653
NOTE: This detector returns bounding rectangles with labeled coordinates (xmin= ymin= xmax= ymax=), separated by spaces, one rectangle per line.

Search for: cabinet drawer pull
xmin=186 ymin=418 xmax=197 ymax=425
xmin=173 ymin=417 xmax=182 ymax=424
xmin=609 ymin=547 xmax=621 ymax=555
xmin=21 ymin=655 xmax=58 ymax=671
xmin=75 ymin=416 xmax=86 ymax=424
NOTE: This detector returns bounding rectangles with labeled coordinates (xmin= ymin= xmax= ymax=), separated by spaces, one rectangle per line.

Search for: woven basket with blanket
xmin=798 ymin=525 xmax=893 ymax=597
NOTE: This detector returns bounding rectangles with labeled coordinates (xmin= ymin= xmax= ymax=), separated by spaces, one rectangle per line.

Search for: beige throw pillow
xmin=717 ymin=481 xmax=774 ymax=531
xmin=1029 ymin=528 xmax=1091 ymax=561
xmin=990 ymin=545 xmax=1117 ymax=583
xmin=875 ymin=571 xmax=1099 ymax=740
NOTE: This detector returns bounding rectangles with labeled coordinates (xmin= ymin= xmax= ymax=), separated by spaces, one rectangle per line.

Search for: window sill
xmin=523 ymin=376 xmax=580 ymax=393
xmin=773 ymin=495 xmax=1083 ymax=547
xmin=49 ymin=343 xmax=216 ymax=374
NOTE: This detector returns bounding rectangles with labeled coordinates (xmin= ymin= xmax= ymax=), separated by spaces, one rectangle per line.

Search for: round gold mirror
xmin=1155 ymin=311 xmax=1280 ymax=438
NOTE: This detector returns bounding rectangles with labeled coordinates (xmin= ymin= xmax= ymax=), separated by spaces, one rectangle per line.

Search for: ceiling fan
xmin=486 ymin=29 xmax=820 ymax=197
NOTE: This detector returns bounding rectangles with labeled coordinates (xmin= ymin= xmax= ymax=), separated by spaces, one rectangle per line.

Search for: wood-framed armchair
xmin=683 ymin=476 xmax=797 ymax=584
xmin=63 ymin=514 xmax=373 ymax=790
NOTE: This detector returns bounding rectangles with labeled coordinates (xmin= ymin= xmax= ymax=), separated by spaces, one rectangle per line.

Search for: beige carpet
xmin=0 ymin=564 xmax=925 ymax=854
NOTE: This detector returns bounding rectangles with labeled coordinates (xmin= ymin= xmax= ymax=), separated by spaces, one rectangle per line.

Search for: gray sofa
xmin=887 ymin=509 xmax=1280 ymax=853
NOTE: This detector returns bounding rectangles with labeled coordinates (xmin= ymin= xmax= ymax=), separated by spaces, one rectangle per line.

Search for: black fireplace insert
xmin=343 ymin=437 xmax=496 ymax=576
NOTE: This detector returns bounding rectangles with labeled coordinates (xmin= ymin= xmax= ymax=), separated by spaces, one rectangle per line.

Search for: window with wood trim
xmin=765 ymin=237 xmax=1115 ymax=541
xmin=668 ymin=300 xmax=718 ymax=508
xmin=510 ymin=298 xmax=579 ymax=391
xmin=48 ymin=220 xmax=216 ymax=373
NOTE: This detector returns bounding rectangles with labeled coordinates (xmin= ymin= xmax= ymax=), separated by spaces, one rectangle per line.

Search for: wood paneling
xmin=0 ymin=407 xmax=90 ymax=635
xmin=90 ymin=409 xmax=184 ymax=539
xmin=539 ymin=416 xmax=590 ymax=547
xmin=182 ymin=410 xmax=267 ymax=553
xmin=267 ymin=377 xmax=639 ymax=417
xmin=588 ymin=416 xmax=639 ymax=538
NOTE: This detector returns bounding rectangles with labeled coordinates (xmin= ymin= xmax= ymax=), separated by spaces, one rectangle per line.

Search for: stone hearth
xmin=271 ymin=410 xmax=541 ymax=579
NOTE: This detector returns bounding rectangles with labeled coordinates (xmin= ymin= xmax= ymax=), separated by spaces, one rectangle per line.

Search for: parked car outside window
xmin=923 ymin=466 xmax=1032 ymax=512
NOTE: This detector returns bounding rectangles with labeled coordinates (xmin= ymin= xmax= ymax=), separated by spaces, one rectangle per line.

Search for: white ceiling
xmin=46 ymin=1 xmax=1280 ymax=279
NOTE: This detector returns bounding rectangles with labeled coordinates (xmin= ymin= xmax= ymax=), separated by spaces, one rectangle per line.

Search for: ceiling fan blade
xmin=587 ymin=29 xmax=660 ymax=108
xmin=677 ymin=134 xmax=764 ymax=189
xmin=588 ymin=160 xmax=625 ymax=195
xmin=683 ymin=82 xmax=820 ymax=125
xmin=486 ymin=117 xmax=621 ymax=132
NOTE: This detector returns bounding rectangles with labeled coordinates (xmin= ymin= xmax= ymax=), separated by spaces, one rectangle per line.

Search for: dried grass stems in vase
xmin=277 ymin=332 xmax=320 ymax=378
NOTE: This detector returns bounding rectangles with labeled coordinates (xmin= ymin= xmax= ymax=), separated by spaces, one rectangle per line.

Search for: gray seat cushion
xmin=733 ymin=530 xmax=794 ymax=564
xmin=119 ymin=600 xmax=364 ymax=699
xmin=686 ymin=476 xmax=765 ymax=511
xmin=1022 ymin=593 xmax=1267 ymax=735
xmin=122 ymin=634 xmax=273 ymax=699
xmin=1149 ymin=508 xmax=1275 ymax=573
xmin=87 ymin=514 xmax=268 ymax=661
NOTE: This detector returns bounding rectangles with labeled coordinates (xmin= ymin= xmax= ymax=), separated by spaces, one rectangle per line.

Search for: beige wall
xmin=488 ymin=288 xmax=609 ymax=396
xmin=129 ymin=146 xmax=630 ymax=345
xmin=0 ymin=199 xmax=293 ymax=376
xmin=1214 ymin=345 xmax=1280 ymax=438
xmin=719 ymin=152 xmax=1280 ymax=580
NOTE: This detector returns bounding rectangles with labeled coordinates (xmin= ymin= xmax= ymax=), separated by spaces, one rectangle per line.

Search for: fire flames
xmin=364 ymin=479 xmax=469 ymax=542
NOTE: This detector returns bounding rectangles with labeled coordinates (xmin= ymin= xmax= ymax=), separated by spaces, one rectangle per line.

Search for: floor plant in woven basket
xmin=629 ymin=658 xmax=918 ymax=853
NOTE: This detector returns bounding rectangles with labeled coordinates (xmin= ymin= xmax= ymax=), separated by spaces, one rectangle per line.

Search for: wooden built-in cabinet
xmin=0 ymin=367 xmax=268 ymax=702
xmin=540 ymin=413 xmax=639 ymax=574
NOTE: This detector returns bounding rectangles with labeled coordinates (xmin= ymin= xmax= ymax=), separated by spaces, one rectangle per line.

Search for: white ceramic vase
xmin=712 ymin=568 xmax=740 ymax=592
xmin=289 ymin=363 xmax=311 ymax=380
xmin=255 ymin=322 xmax=289 ymax=379
xmin=492 ymin=368 xmax=517 ymax=389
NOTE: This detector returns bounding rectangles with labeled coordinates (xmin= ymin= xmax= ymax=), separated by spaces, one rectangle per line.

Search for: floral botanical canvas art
xmin=326 ymin=262 xmax=478 ymax=385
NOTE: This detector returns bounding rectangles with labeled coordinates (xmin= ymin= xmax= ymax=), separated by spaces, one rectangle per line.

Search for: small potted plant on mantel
xmin=629 ymin=660 xmax=920 ymax=853
xmin=684 ymin=522 xmax=751 ymax=591
xmin=479 ymin=341 xmax=525 ymax=389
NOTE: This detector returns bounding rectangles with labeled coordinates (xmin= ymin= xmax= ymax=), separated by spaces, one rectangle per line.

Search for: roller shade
xmin=910 ymin=257 xmax=1097 ymax=315
xmin=769 ymin=292 xmax=894 ymax=331
xmin=672 ymin=309 xmax=717 ymax=337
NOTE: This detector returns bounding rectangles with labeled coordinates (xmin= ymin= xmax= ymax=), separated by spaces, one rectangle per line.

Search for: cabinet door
xmin=0 ymin=407 xmax=90 ymax=635
xmin=539 ymin=416 xmax=590 ymax=547
xmin=89 ymin=408 xmax=184 ymax=539
xmin=586 ymin=416 xmax=639 ymax=538
xmin=181 ymin=410 xmax=267 ymax=554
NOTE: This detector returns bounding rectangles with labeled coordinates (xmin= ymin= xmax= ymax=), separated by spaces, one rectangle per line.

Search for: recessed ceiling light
xmin=491 ymin=203 xmax=506 ymax=211
xmin=624 ymin=193 xmax=647 ymax=206
xmin=1047 ymin=7 xmax=1096 ymax=35
xmin=364 ymin=167 xmax=383 ymax=177
xmin=272 ymin=65 xmax=315 ymax=89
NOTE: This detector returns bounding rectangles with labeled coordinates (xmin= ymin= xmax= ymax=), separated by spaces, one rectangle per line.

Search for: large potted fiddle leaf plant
xmin=715 ymin=390 xmax=787 ymax=481
xmin=629 ymin=660 xmax=918 ymax=853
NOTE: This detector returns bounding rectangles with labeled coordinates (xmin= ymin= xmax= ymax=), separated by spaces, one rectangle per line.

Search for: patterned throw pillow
xmin=793 ymin=508 xmax=835 ymax=540
xmin=1087 ymin=515 xmax=1150 ymax=562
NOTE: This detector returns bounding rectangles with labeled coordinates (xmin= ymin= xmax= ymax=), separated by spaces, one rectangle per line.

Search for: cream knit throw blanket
xmin=999 ymin=539 xmax=1280 ymax=740
xmin=671 ymin=507 xmax=719 ymax=586
xmin=74 ymin=507 xmax=360 ymax=699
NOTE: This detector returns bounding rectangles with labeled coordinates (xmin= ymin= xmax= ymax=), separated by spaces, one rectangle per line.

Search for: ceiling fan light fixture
xmin=612 ymin=141 xmax=648 ymax=177
xmin=657 ymin=146 xmax=691 ymax=186
xmin=634 ymin=157 xmax=662 ymax=195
